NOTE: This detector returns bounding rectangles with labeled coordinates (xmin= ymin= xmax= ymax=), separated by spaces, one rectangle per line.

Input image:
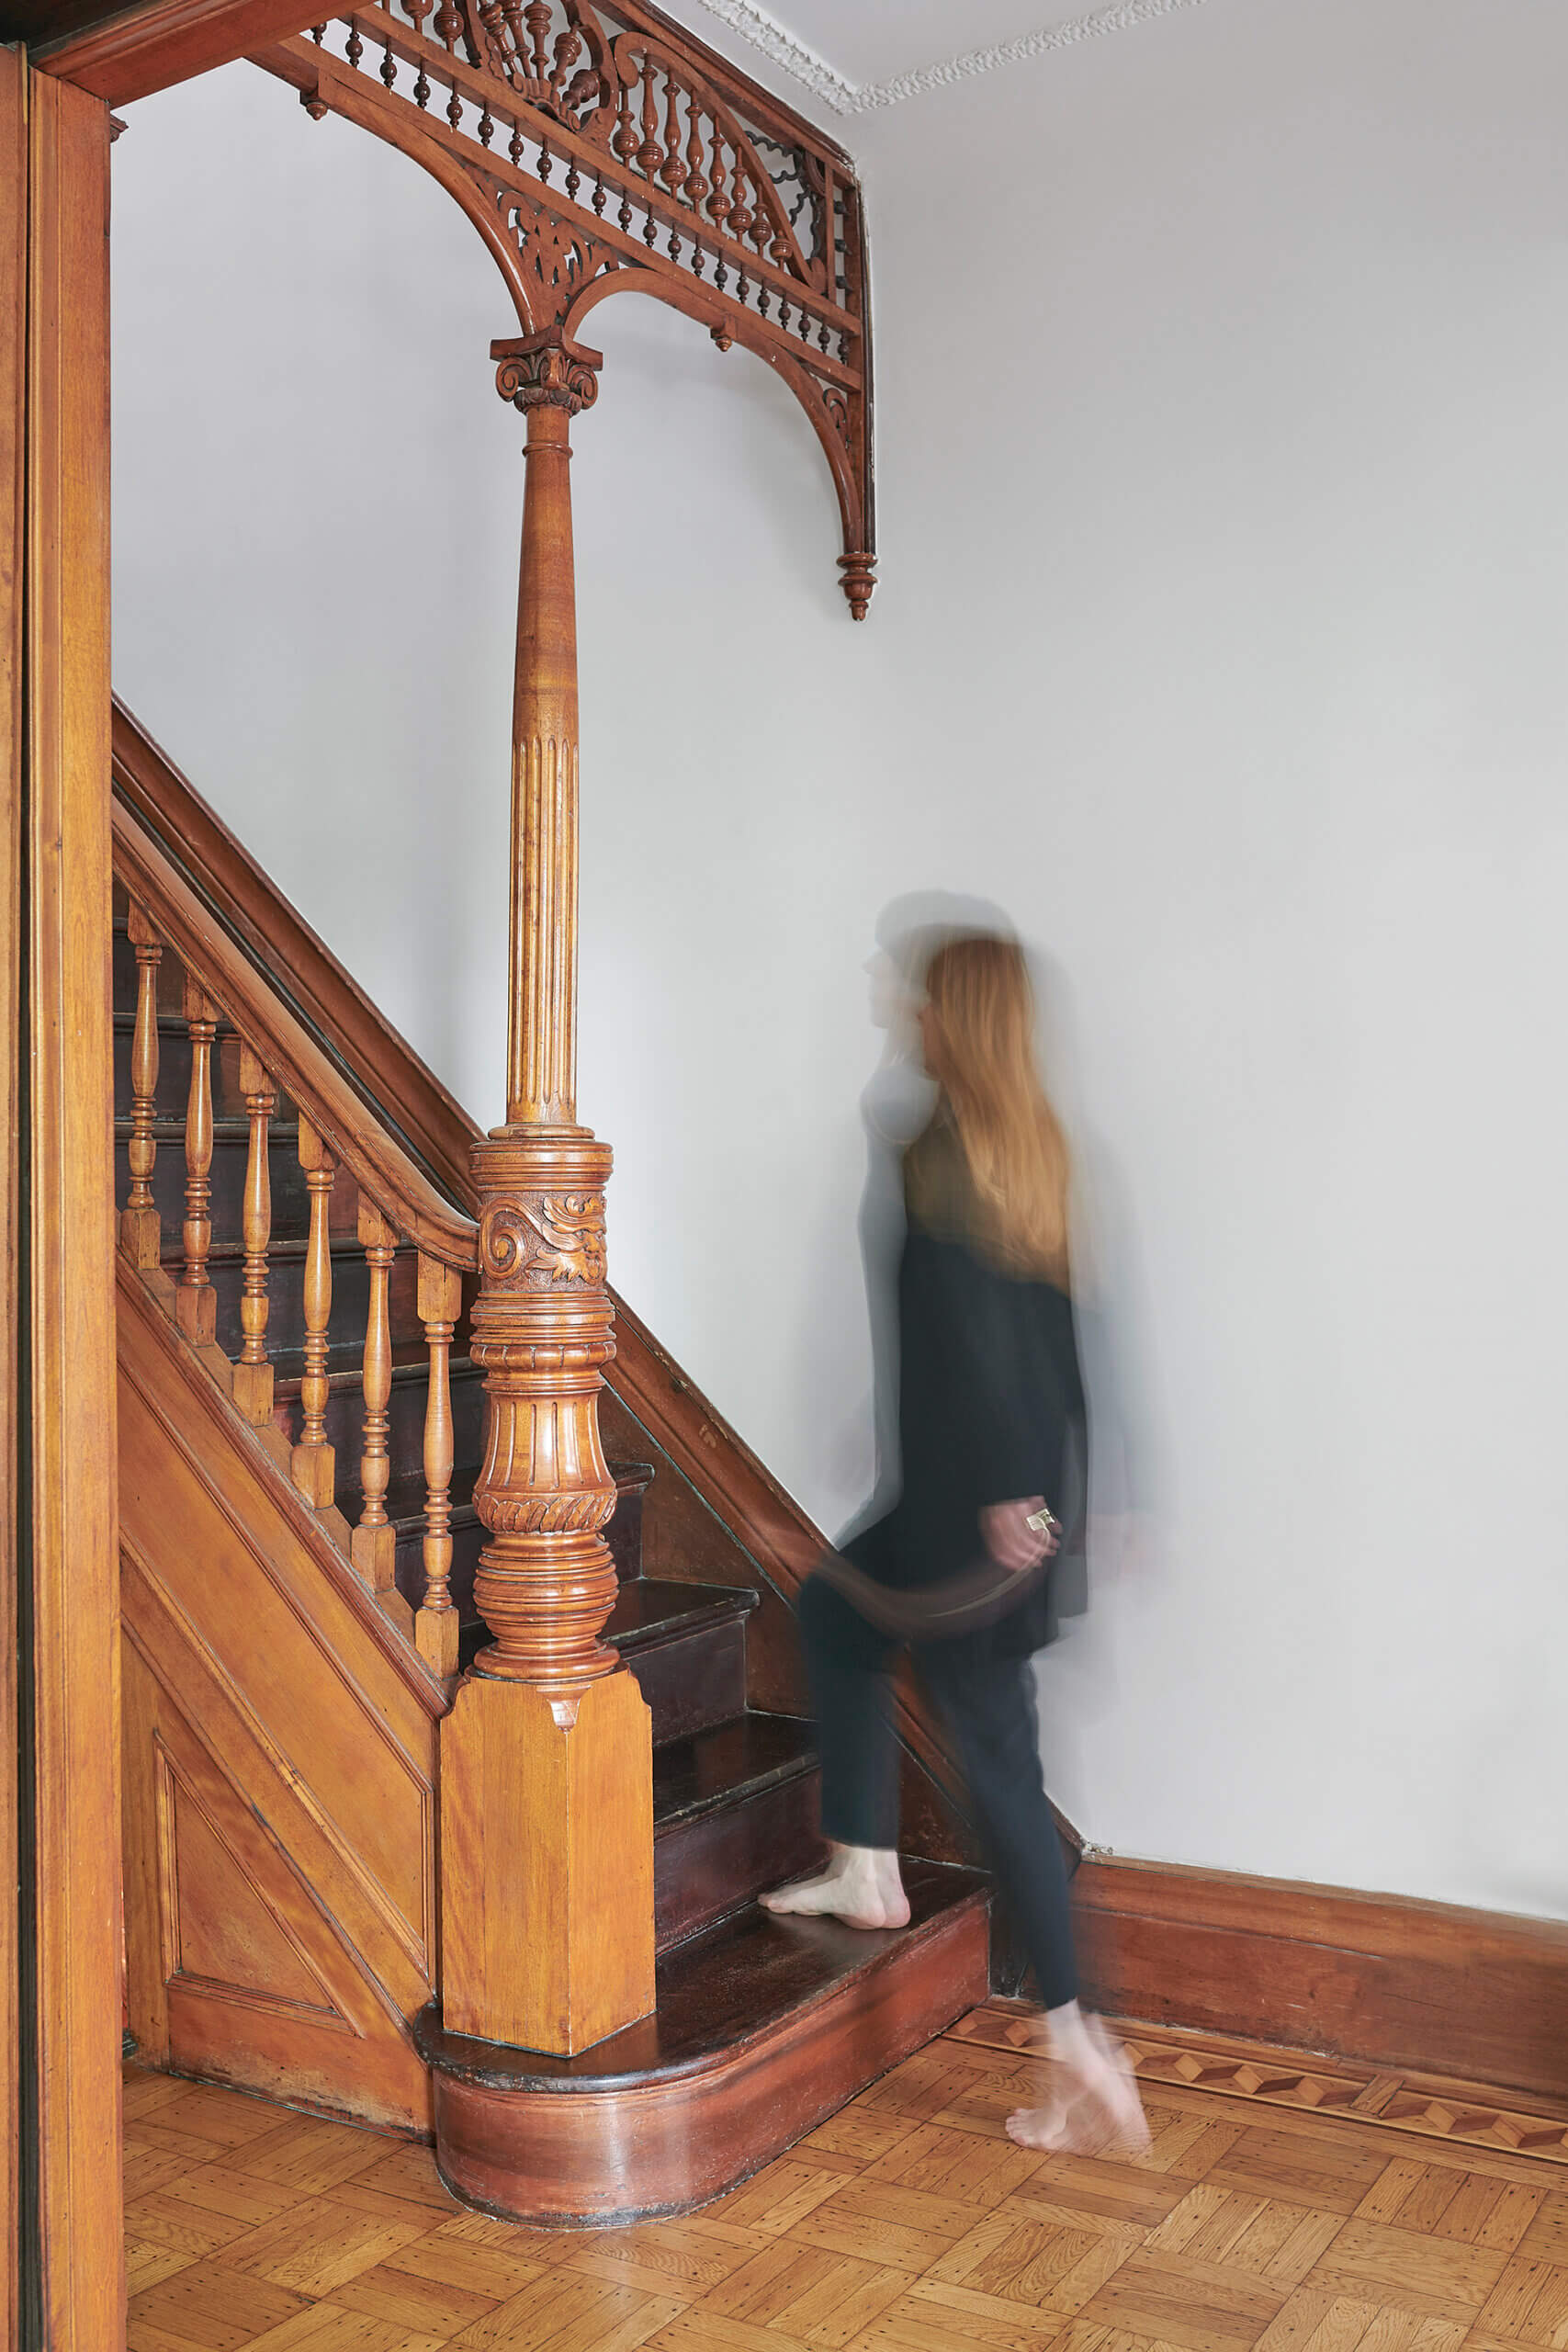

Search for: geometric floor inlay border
xmin=943 ymin=2001 xmax=1568 ymax=2167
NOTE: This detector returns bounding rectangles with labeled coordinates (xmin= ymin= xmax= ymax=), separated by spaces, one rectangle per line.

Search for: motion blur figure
xmin=762 ymin=931 xmax=1148 ymax=2156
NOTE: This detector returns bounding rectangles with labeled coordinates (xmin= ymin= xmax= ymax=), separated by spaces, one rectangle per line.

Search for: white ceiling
xmin=687 ymin=0 xmax=1201 ymax=116
xmin=750 ymin=0 xmax=1093 ymax=89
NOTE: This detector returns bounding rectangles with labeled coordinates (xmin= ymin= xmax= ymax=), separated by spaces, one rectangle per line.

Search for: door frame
xmin=5 ymin=10 xmax=327 ymax=2340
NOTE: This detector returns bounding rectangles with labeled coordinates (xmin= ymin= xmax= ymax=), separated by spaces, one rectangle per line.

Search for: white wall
xmin=110 ymin=0 xmax=1568 ymax=1918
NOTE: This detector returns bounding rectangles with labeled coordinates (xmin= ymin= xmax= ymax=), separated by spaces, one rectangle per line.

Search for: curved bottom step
xmin=414 ymin=1860 xmax=989 ymax=2226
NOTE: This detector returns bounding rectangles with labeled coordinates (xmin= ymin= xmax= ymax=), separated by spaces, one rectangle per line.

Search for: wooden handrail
xmin=112 ymin=799 xmax=478 ymax=1274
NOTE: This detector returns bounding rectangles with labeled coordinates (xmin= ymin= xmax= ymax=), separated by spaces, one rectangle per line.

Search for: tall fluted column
xmin=439 ymin=323 xmax=656 ymax=2059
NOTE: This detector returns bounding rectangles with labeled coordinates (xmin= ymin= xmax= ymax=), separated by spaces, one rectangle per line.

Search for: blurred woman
xmin=762 ymin=932 xmax=1146 ymax=2156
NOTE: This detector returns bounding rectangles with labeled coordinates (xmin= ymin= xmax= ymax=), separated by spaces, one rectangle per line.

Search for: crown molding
xmin=692 ymin=0 xmax=1213 ymax=116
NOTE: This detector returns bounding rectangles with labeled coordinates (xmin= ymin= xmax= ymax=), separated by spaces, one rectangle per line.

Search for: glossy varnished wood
xmin=113 ymin=799 xmax=476 ymax=1278
xmin=1075 ymin=1856 xmax=1568 ymax=2106
xmin=0 ymin=50 xmax=23 ymax=2346
xmin=418 ymin=1862 xmax=989 ymax=2223
xmin=118 ymin=1260 xmax=442 ymax=2132
xmin=120 ymin=2013 xmax=1568 ymax=2347
xmin=31 ymin=0 xmax=331 ymax=105
xmin=253 ymin=0 xmax=876 ymax=616
xmin=441 ymin=1669 xmax=656 ymax=2056
xmin=25 ymin=65 xmax=125 ymax=2352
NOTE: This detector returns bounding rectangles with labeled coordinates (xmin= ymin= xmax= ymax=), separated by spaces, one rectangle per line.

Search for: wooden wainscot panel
xmin=1075 ymin=1855 xmax=1568 ymax=2105
xmin=121 ymin=1634 xmax=430 ymax=2130
xmin=118 ymin=1263 xmax=443 ymax=2130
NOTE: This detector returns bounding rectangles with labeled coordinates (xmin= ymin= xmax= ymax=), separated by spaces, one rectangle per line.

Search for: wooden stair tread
xmin=652 ymin=1710 xmax=815 ymax=1825
xmin=606 ymin=1577 xmax=757 ymax=1649
xmin=414 ymin=1860 xmax=987 ymax=2091
xmin=268 ymin=1353 xmax=479 ymax=1398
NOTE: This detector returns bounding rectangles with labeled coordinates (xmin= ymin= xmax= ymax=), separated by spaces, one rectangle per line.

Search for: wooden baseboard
xmin=1072 ymin=1854 xmax=1568 ymax=2105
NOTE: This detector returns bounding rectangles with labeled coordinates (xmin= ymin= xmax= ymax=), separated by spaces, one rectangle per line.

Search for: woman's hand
xmin=980 ymin=1498 xmax=1059 ymax=1574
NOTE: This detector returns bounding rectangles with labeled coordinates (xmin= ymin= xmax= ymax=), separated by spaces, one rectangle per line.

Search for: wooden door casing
xmin=21 ymin=62 xmax=124 ymax=2352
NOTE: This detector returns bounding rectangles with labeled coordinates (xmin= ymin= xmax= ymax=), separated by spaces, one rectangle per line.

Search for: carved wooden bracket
xmin=253 ymin=1 xmax=876 ymax=616
xmin=493 ymin=321 xmax=602 ymax=414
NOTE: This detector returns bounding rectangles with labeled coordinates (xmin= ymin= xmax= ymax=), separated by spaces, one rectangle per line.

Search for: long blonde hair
xmin=919 ymin=933 xmax=1071 ymax=1285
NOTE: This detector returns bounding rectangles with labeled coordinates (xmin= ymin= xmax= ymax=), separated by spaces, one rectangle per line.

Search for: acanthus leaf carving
xmin=493 ymin=317 xmax=603 ymax=412
xmin=479 ymin=1191 xmax=607 ymax=1286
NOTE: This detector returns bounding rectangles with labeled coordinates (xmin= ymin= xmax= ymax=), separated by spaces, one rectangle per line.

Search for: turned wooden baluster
xmin=290 ymin=1114 xmax=336 ymax=1506
xmin=416 ymin=1252 xmax=461 ymax=1679
xmin=231 ymin=1046 xmax=276 ymax=1422
xmin=175 ymin=978 xmax=220 ymax=1343
xmin=120 ymin=903 xmax=164 ymax=1267
xmin=440 ymin=321 xmax=654 ymax=2060
xmin=352 ymin=1202 xmax=397 ymax=1591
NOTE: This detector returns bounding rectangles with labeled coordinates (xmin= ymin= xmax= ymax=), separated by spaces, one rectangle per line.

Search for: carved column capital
xmin=491 ymin=325 xmax=603 ymax=418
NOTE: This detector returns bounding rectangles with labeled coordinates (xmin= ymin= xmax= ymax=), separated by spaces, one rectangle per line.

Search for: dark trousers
xmin=797 ymin=1571 xmax=1079 ymax=2010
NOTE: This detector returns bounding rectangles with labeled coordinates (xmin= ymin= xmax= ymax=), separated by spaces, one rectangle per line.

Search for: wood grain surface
xmin=31 ymin=2 xmax=332 ymax=105
xmin=419 ymin=1867 xmax=989 ymax=2224
xmin=439 ymin=1671 xmax=656 ymax=2057
xmin=0 ymin=49 xmax=23 ymax=2349
xmin=122 ymin=2005 xmax=1568 ymax=2348
xmin=118 ymin=1264 xmax=442 ymax=2133
xmin=1074 ymin=1857 xmax=1568 ymax=2106
xmin=25 ymin=64 xmax=125 ymax=2352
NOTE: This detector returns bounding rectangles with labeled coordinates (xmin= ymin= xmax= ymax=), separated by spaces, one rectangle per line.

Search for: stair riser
xmin=113 ymin=1018 xmax=299 ymax=1127
xmin=278 ymin=1351 xmax=484 ymax=1475
xmin=421 ymin=1875 xmax=991 ymax=2225
xmin=112 ymin=922 xmax=189 ymax=1020
xmin=394 ymin=1515 xmax=484 ymax=1623
xmin=116 ymin=1134 xmax=318 ymax=1255
xmin=654 ymin=1769 xmax=823 ymax=1952
xmin=207 ymin=1243 xmax=424 ymax=1368
xmin=619 ymin=1618 xmax=747 ymax=1748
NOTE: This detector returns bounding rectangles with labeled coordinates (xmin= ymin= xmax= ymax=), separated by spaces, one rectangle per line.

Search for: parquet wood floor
xmin=123 ymin=2007 xmax=1568 ymax=2352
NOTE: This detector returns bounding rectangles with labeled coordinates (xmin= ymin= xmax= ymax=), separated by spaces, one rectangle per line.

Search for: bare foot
xmin=760 ymin=1845 xmax=910 ymax=1930
xmin=1005 ymin=2017 xmax=1149 ymax=2157
xmin=1001 ymin=2099 xmax=1067 ymax=2151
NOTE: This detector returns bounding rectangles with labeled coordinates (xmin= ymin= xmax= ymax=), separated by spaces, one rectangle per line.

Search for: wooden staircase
xmin=112 ymin=703 xmax=992 ymax=2222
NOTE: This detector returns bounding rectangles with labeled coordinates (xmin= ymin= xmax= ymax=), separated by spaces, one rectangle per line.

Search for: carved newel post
xmin=439 ymin=324 xmax=656 ymax=2057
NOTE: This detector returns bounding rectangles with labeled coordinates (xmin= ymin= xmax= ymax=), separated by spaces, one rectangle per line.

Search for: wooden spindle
xmin=290 ymin=1114 xmax=336 ymax=1507
xmin=175 ymin=977 xmax=220 ymax=1343
xmin=707 ymin=135 xmax=730 ymax=232
xmin=525 ymin=0 xmax=549 ymax=80
xmin=684 ymin=109 xmax=707 ymax=210
xmin=231 ymin=1045 xmax=276 ymax=1422
xmin=636 ymin=60 xmax=660 ymax=177
xmin=120 ymin=902 xmax=164 ymax=1268
xmin=660 ymin=76 xmax=685 ymax=194
xmin=415 ymin=1251 xmax=461 ymax=1679
xmin=352 ymin=1202 xmax=397 ymax=1591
